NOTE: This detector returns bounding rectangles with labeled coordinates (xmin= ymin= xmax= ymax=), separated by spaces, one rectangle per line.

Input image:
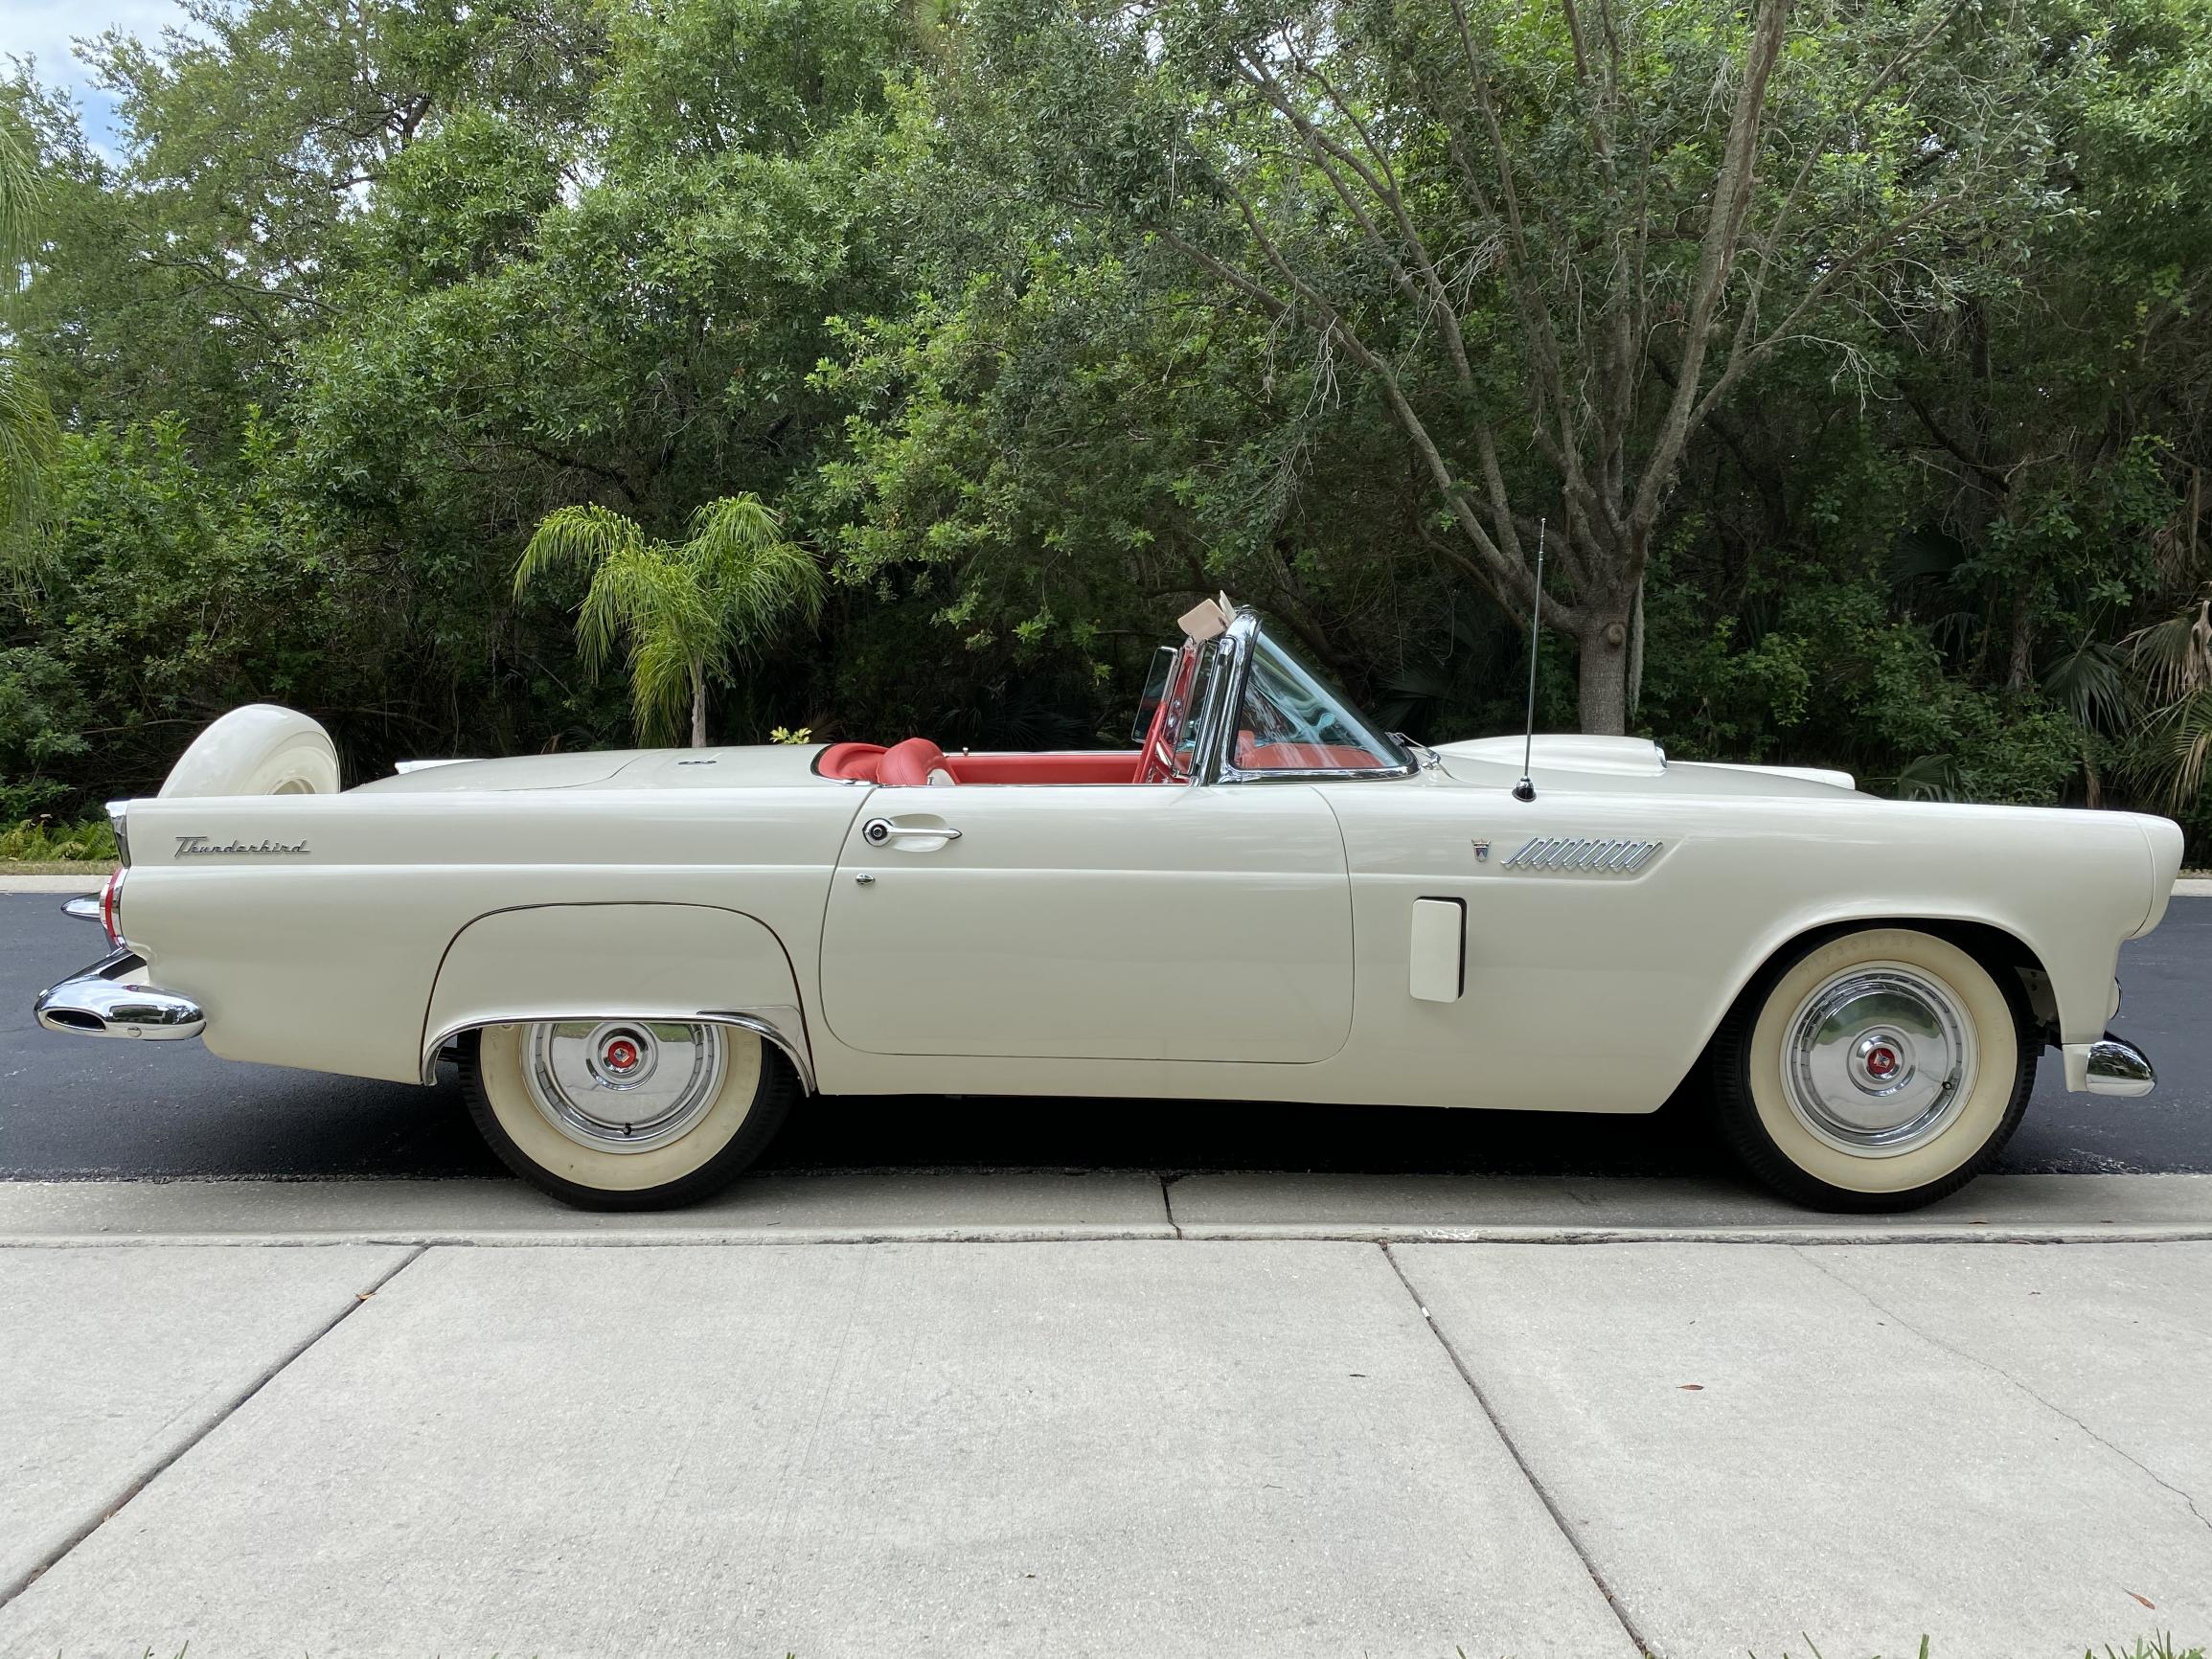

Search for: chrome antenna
xmin=1513 ymin=519 xmax=1545 ymax=804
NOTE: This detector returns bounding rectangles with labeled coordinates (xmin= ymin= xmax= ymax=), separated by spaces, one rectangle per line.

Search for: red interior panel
xmin=1235 ymin=742 xmax=1384 ymax=771
xmin=941 ymin=751 xmax=1145 ymax=785
xmin=820 ymin=743 xmax=1149 ymax=785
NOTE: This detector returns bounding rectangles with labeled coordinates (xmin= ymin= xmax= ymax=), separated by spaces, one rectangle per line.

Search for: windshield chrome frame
xmin=1194 ymin=611 xmax=1419 ymax=786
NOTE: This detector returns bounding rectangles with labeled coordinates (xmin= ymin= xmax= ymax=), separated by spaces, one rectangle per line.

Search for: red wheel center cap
xmin=604 ymin=1038 xmax=641 ymax=1074
xmin=1866 ymin=1045 xmax=1899 ymax=1079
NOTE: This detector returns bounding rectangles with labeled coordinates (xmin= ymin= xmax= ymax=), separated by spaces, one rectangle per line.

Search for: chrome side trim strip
xmin=422 ymin=1006 xmax=817 ymax=1093
xmin=699 ymin=1011 xmax=819 ymax=1096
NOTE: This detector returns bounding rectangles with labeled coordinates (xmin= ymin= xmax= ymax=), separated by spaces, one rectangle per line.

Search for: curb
xmin=6 ymin=1226 xmax=2209 ymax=1249
xmin=2 ymin=1173 xmax=2208 ymax=1247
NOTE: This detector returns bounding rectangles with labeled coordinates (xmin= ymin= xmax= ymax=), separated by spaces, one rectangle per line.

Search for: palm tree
xmin=1 ymin=115 xmax=58 ymax=540
xmin=2124 ymin=590 xmax=2212 ymax=812
xmin=515 ymin=494 xmax=825 ymax=747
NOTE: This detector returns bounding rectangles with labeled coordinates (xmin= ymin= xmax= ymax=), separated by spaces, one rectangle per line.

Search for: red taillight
xmin=100 ymin=868 xmax=125 ymax=946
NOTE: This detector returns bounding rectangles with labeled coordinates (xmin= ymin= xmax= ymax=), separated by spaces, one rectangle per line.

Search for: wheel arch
xmin=419 ymin=901 xmax=816 ymax=1091
xmin=1701 ymin=913 xmax=2055 ymax=1075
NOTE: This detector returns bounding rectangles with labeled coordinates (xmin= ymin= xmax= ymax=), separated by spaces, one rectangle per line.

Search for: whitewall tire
xmin=1710 ymin=927 xmax=2036 ymax=1212
xmin=462 ymin=1020 xmax=796 ymax=1210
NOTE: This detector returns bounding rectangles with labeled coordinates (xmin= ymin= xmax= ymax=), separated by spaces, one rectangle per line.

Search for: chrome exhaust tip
xmin=34 ymin=948 xmax=205 ymax=1042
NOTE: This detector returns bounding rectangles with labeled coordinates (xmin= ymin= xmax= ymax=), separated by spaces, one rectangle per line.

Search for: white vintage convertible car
xmin=35 ymin=601 xmax=2179 ymax=1212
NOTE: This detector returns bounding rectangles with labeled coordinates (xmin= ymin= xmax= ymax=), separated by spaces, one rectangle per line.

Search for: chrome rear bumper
xmin=2061 ymin=1033 xmax=2155 ymax=1097
xmin=34 ymin=947 xmax=205 ymax=1042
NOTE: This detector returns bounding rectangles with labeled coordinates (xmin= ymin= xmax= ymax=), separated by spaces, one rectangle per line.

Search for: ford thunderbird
xmin=34 ymin=601 xmax=2178 ymax=1212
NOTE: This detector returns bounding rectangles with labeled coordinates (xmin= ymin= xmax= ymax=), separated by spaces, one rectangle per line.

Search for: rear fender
xmin=421 ymin=903 xmax=813 ymax=1089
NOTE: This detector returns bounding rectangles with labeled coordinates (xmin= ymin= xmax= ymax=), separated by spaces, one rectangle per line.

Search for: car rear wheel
xmin=1709 ymin=927 xmax=2036 ymax=1212
xmin=461 ymin=1019 xmax=796 ymax=1211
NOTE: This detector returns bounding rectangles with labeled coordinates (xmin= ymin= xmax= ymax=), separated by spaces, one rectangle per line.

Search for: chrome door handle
xmin=862 ymin=817 xmax=962 ymax=847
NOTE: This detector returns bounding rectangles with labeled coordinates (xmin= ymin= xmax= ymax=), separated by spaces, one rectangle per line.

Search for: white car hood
xmin=1439 ymin=735 xmax=1672 ymax=777
xmin=1433 ymin=735 xmax=1859 ymax=798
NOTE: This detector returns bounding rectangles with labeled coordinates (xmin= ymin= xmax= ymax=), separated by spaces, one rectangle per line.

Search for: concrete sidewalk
xmin=2 ymin=1180 xmax=2208 ymax=1659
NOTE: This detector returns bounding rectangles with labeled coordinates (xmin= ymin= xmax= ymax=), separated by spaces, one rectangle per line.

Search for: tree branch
xmin=1630 ymin=0 xmax=1790 ymax=544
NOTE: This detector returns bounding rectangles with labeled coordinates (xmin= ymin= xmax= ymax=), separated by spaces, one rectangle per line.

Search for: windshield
xmin=1231 ymin=625 xmax=1409 ymax=775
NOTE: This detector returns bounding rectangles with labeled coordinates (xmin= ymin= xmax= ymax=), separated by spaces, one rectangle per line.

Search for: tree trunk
xmin=689 ymin=662 xmax=708 ymax=749
xmin=2006 ymin=578 xmax=2035 ymax=692
xmin=1577 ymin=604 xmax=1633 ymax=736
xmin=1627 ymin=578 xmax=1646 ymax=721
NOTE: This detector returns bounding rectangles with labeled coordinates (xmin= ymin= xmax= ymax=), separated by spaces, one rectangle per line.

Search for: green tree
xmin=0 ymin=110 xmax=57 ymax=539
xmin=515 ymin=495 xmax=825 ymax=746
xmin=936 ymin=0 xmax=2093 ymax=732
xmin=12 ymin=0 xmax=2212 ymax=839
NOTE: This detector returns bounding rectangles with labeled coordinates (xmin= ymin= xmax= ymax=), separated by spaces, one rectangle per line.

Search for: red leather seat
xmin=816 ymin=741 xmax=885 ymax=782
xmin=878 ymin=737 xmax=949 ymax=786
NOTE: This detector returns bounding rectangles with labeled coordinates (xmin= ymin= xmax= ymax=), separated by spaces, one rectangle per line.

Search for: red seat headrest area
xmin=878 ymin=737 xmax=948 ymax=786
xmin=816 ymin=741 xmax=885 ymax=782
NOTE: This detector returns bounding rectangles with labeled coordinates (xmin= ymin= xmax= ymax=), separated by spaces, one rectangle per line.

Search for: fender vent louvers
xmin=1504 ymin=836 xmax=1663 ymax=874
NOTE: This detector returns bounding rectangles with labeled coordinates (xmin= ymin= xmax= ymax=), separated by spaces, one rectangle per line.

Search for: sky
xmin=4 ymin=0 xmax=187 ymax=148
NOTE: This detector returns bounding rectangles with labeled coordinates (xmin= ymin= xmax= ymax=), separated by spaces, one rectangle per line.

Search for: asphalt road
xmin=3 ymin=891 xmax=2206 ymax=1181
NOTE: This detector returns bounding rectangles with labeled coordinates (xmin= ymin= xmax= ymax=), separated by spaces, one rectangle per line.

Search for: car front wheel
xmin=461 ymin=1019 xmax=796 ymax=1211
xmin=1709 ymin=926 xmax=2036 ymax=1212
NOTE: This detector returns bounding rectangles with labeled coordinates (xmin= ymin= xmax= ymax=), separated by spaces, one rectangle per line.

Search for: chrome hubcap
xmin=523 ymin=1020 xmax=727 ymax=1153
xmin=1782 ymin=966 xmax=1975 ymax=1155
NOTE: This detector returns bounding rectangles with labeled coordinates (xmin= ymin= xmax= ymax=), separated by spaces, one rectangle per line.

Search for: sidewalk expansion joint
xmin=1380 ymin=1241 xmax=1654 ymax=1659
xmin=1792 ymin=1248 xmax=2212 ymax=1538
xmin=1159 ymin=1174 xmax=1184 ymax=1239
xmin=0 ymin=1242 xmax=430 ymax=1613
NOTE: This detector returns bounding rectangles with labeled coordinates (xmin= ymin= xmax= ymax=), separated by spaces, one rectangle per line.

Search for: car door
xmin=818 ymin=783 xmax=1353 ymax=1062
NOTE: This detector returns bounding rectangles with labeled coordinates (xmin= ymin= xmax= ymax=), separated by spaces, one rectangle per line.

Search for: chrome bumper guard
xmin=34 ymin=947 xmax=206 ymax=1042
xmin=2064 ymin=1033 xmax=2155 ymax=1098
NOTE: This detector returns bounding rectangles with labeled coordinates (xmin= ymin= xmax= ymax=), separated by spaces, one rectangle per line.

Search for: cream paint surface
xmin=818 ymin=784 xmax=1354 ymax=1062
xmin=108 ymin=739 xmax=2180 ymax=1113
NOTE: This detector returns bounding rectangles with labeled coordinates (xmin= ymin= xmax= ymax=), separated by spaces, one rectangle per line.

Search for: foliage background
xmin=7 ymin=0 xmax=2212 ymax=841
